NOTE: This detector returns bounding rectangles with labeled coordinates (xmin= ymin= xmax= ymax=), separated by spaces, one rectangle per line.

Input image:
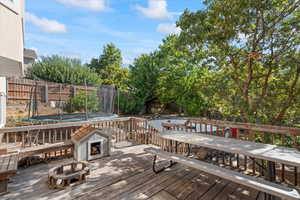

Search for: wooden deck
xmin=2 ymin=144 xmax=263 ymax=200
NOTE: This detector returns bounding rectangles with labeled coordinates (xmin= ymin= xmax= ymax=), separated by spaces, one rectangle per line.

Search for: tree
xmin=100 ymin=64 xmax=129 ymax=90
xmin=89 ymin=43 xmax=122 ymax=73
xmin=64 ymin=91 xmax=99 ymax=113
xmin=177 ymin=0 xmax=300 ymax=124
xmin=128 ymin=52 xmax=162 ymax=113
xmin=156 ymin=35 xmax=211 ymax=116
xmin=26 ymin=55 xmax=101 ymax=85
xmin=88 ymin=43 xmax=128 ymax=89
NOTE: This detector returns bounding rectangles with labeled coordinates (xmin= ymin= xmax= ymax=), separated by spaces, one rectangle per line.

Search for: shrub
xmin=118 ymin=92 xmax=144 ymax=114
xmin=26 ymin=55 xmax=101 ymax=86
xmin=64 ymin=91 xmax=99 ymax=113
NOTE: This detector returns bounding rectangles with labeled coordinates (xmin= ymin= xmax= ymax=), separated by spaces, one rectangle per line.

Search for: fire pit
xmin=48 ymin=162 xmax=89 ymax=189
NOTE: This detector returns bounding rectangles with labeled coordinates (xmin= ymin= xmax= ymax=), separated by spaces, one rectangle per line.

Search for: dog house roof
xmin=71 ymin=125 xmax=96 ymax=142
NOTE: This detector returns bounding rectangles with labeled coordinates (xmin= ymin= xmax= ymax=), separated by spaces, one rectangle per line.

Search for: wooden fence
xmin=1 ymin=117 xmax=300 ymax=186
xmin=7 ymin=78 xmax=97 ymax=102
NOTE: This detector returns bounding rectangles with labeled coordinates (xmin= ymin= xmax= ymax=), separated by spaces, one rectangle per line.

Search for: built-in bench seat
xmin=145 ymin=147 xmax=300 ymax=200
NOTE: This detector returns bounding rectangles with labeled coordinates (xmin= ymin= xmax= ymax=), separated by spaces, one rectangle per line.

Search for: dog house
xmin=71 ymin=125 xmax=111 ymax=161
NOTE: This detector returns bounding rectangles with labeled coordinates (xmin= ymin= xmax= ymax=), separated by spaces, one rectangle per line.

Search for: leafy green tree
xmin=89 ymin=43 xmax=122 ymax=73
xmin=118 ymin=91 xmax=144 ymax=114
xmin=88 ymin=43 xmax=128 ymax=89
xmin=128 ymin=52 xmax=162 ymax=113
xmin=177 ymin=0 xmax=300 ymax=124
xmin=26 ymin=55 xmax=101 ymax=85
xmin=156 ymin=35 xmax=211 ymax=116
xmin=100 ymin=64 xmax=129 ymax=90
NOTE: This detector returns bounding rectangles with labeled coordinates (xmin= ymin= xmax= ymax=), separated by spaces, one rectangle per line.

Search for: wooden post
xmin=236 ymin=129 xmax=240 ymax=139
xmin=0 ymin=179 xmax=8 ymax=194
xmin=44 ymin=84 xmax=48 ymax=103
xmin=72 ymin=86 xmax=77 ymax=97
xmin=40 ymin=131 xmax=44 ymax=144
xmin=249 ymin=130 xmax=256 ymax=142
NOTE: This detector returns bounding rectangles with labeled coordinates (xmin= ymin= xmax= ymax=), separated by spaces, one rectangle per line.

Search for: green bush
xmin=26 ymin=55 xmax=101 ymax=86
xmin=64 ymin=91 xmax=99 ymax=113
xmin=118 ymin=92 xmax=144 ymax=114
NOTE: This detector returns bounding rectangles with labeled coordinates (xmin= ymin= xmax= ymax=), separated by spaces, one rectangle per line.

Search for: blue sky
xmin=25 ymin=0 xmax=204 ymax=65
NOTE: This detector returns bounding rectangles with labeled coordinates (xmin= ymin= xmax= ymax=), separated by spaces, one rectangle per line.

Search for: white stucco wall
xmin=0 ymin=76 xmax=6 ymax=128
xmin=0 ymin=0 xmax=24 ymax=76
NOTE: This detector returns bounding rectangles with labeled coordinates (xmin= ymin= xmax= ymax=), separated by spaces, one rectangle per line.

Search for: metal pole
xmin=59 ymin=84 xmax=62 ymax=121
xmin=85 ymin=79 xmax=88 ymax=121
xmin=118 ymin=89 xmax=120 ymax=115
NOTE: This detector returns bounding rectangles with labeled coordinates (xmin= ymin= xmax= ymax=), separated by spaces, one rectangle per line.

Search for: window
xmin=0 ymin=0 xmax=20 ymax=14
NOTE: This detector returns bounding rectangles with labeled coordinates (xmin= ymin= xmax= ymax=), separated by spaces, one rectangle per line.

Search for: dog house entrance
xmin=90 ymin=142 xmax=101 ymax=156
xmin=88 ymin=140 xmax=104 ymax=160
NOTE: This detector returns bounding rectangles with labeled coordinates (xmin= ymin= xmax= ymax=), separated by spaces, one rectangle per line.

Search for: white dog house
xmin=71 ymin=125 xmax=111 ymax=161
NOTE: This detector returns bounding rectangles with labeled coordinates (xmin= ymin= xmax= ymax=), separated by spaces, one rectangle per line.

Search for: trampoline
xmin=25 ymin=84 xmax=119 ymax=123
xmin=27 ymin=112 xmax=118 ymax=123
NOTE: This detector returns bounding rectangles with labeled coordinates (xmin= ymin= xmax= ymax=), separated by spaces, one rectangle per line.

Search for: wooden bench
xmin=145 ymin=147 xmax=300 ymax=200
xmin=48 ymin=161 xmax=90 ymax=189
xmin=0 ymin=153 xmax=19 ymax=195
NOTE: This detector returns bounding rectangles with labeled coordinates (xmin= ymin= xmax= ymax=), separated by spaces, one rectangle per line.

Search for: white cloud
xmin=26 ymin=12 xmax=67 ymax=33
xmin=157 ymin=23 xmax=181 ymax=35
xmin=54 ymin=0 xmax=107 ymax=11
xmin=134 ymin=0 xmax=172 ymax=20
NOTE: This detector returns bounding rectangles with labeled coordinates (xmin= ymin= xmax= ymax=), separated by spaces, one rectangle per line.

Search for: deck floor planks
xmin=228 ymin=184 xmax=260 ymax=200
xmin=182 ymin=173 xmax=219 ymax=200
xmin=149 ymin=190 xmax=178 ymax=200
xmin=57 ymin=147 xmax=156 ymax=199
xmin=80 ymin=168 xmax=158 ymax=200
xmin=172 ymin=171 xmax=211 ymax=200
xmin=164 ymin=168 xmax=200 ymax=198
xmin=111 ymin=165 xmax=184 ymax=200
xmin=198 ymin=178 xmax=230 ymax=200
xmin=2 ymin=144 xmax=260 ymax=200
xmin=82 ymin=160 xmax=185 ymax=200
xmin=141 ymin=166 xmax=193 ymax=199
xmin=214 ymin=182 xmax=240 ymax=200
xmin=74 ymin=153 xmax=154 ymax=198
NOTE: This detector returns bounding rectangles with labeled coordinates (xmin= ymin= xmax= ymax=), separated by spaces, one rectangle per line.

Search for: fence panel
xmin=7 ymin=78 xmax=97 ymax=103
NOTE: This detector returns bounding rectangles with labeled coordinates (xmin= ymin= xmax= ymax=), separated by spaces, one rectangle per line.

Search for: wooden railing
xmin=161 ymin=118 xmax=300 ymax=148
xmin=159 ymin=118 xmax=300 ymax=187
xmin=2 ymin=117 xmax=300 ymax=150
xmin=2 ymin=117 xmax=300 ymax=187
xmin=0 ymin=117 xmax=132 ymax=148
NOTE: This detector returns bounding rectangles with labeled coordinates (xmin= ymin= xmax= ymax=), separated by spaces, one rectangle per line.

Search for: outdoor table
xmin=0 ymin=153 xmax=19 ymax=195
xmin=161 ymin=132 xmax=300 ymax=167
xmin=160 ymin=132 xmax=300 ymax=199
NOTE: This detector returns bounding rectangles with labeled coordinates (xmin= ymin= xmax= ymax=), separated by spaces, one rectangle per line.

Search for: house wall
xmin=0 ymin=56 xmax=23 ymax=77
xmin=0 ymin=76 xmax=6 ymax=128
xmin=0 ymin=0 xmax=24 ymax=77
